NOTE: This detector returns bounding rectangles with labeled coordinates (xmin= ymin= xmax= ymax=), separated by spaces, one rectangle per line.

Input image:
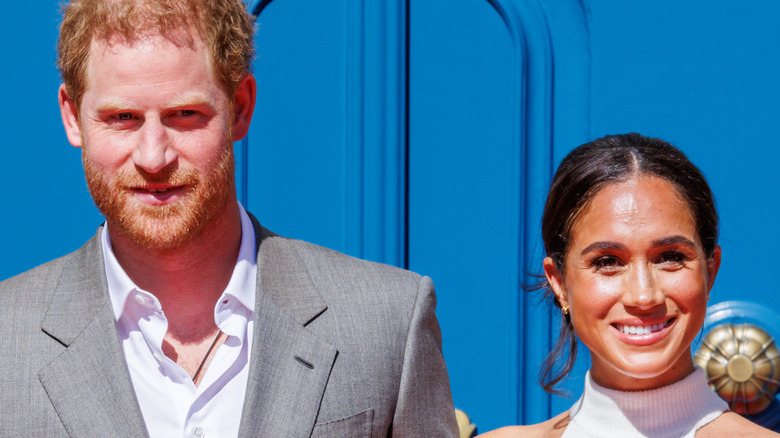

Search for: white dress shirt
xmin=103 ymin=204 xmax=257 ymax=438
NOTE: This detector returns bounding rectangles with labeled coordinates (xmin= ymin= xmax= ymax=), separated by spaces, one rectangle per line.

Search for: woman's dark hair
xmin=539 ymin=132 xmax=718 ymax=394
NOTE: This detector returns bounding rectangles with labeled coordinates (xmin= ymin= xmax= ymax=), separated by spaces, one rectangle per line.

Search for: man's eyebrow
xmin=93 ymin=95 xmax=215 ymax=114
xmin=95 ymin=99 xmax=131 ymax=114
xmin=168 ymin=95 xmax=215 ymax=108
xmin=580 ymin=241 xmax=625 ymax=255
xmin=651 ymin=235 xmax=697 ymax=248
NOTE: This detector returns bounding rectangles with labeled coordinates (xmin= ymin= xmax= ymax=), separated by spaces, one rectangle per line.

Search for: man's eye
xmin=176 ymin=109 xmax=196 ymax=117
xmin=115 ymin=113 xmax=133 ymax=121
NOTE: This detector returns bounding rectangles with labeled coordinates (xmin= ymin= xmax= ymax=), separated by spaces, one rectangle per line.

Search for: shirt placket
xmin=133 ymin=289 xmax=198 ymax=426
xmin=181 ymin=296 xmax=249 ymax=437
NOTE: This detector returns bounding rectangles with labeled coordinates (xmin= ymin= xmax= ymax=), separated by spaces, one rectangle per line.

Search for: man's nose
xmin=132 ymin=119 xmax=177 ymax=173
xmin=621 ymin=263 xmax=664 ymax=309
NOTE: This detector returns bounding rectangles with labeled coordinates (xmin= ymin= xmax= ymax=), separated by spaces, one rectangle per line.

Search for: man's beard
xmin=83 ymin=144 xmax=235 ymax=250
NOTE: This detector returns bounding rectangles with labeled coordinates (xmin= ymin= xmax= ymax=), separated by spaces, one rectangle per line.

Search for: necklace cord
xmin=192 ymin=330 xmax=223 ymax=383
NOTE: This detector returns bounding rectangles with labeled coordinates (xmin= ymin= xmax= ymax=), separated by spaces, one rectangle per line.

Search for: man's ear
xmin=232 ymin=73 xmax=256 ymax=142
xmin=58 ymin=84 xmax=83 ymax=148
xmin=543 ymin=256 xmax=569 ymax=310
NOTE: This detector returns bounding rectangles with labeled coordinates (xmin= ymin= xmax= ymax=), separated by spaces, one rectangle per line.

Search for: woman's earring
xmin=561 ymin=306 xmax=569 ymax=316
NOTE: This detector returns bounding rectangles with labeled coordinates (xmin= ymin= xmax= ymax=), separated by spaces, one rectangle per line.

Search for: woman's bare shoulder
xmin=476 ymin=425 xmax=546 ymax=438
xmin=477 ymin=411 xmax=569 ymax=438
xmin=697 ymin=412 xmax=780 ymax=437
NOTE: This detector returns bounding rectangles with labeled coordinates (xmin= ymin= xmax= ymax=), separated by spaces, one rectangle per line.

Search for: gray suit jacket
xmin=0 ymin=216 xmax=458 ymax=437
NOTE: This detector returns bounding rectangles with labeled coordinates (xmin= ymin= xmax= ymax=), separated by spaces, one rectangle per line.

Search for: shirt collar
xmin=217 ymin=203 xmax=257 ymax=314
xmin=103 ymin=202 xmax=258 ymax=321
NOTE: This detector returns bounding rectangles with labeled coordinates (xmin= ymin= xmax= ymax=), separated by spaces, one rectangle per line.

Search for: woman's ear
xmin=706 ymin=245 xmax=722 ymax=299
xmin=58 ymin=84 xmax=83 ymax=148
xmin=543 ymin=256 xmax=568 ymax=310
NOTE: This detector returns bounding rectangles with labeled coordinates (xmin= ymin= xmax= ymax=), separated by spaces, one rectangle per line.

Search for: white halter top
xmin=562 ymin=367 xmax=728 ymax=438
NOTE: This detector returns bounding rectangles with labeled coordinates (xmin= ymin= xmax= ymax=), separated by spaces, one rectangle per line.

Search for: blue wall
xmin=0 ymin=3 xmax=103 ymax=278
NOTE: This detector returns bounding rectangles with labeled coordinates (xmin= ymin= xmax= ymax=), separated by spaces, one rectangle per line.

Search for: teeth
xmin=617 ymin=320 xmax=670 ymax=335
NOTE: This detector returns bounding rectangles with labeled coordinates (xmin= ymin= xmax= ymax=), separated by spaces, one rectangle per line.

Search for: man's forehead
xmin=81 ymin=27 xmax=221 ymax=102
xmin=84 ymin=25 xmax=210 ymax=78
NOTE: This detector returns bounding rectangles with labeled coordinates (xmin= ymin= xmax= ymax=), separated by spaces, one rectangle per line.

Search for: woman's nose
xmin=621 ymin=263 xmax=665 ymax=309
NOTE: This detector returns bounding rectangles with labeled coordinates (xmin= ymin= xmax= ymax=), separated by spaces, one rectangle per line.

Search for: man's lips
xmin=129 ymin=185 xmax=187 ymax=203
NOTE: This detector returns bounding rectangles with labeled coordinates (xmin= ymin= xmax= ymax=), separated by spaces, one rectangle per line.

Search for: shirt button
xmin=134 ymin=294 xmax=146 ymax=306
xmin=192 ymin=427 xmax=205 ymax=438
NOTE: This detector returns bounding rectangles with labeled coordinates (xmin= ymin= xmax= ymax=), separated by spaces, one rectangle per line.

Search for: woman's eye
xmin=592 ymin=255 xmax=620 ymax=270
xmin=658 ymin=251 xmax=685 ymax=264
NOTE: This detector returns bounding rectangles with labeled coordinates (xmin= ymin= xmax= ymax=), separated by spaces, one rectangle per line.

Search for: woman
xmin=481 ymin=133 xmax=778 ymax=437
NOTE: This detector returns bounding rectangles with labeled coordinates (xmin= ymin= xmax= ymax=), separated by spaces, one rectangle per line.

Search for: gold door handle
xmin=694 ymin=323 xmax=780 ymax=415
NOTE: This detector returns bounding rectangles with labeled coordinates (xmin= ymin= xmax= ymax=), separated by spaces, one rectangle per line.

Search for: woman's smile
xmin=611 ymin=317 xmax=676 ymax=346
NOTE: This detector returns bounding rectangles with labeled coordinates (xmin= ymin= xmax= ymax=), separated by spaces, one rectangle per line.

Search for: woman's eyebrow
xmin=579 ymin=236 xmax=697 ymax=256
xmin=580 ymin=241 xmax=625 ymax=256
xmin=652 ymin=235 xmax=696 ymax=248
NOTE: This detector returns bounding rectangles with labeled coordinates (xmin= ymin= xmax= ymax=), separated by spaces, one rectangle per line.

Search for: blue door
xmin=2 ymin=0 xmax=779 ymax=433
xmin=0 ymin=2 xmax=104 ymax=278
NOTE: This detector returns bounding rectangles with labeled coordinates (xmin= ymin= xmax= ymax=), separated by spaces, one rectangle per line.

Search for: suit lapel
xmin=38 ymin=231 xmax=148 ymax=437
xmin=239 ymin=218 xmax=337 ymax=437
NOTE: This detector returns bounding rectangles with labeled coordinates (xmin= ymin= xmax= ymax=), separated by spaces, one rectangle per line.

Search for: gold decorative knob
xmin=694 ymin=323 xmax=780 ymax=415
xmin=455 ymin=408 xmax=477 ymax=438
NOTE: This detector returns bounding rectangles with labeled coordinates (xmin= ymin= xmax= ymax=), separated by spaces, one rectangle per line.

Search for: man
xmin=0 ymin=0 xmax=458 ymax=436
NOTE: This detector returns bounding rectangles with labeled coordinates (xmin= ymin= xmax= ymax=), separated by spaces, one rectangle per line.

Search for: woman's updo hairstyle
xmin=538 ymin=132 xmax=718 ymax=394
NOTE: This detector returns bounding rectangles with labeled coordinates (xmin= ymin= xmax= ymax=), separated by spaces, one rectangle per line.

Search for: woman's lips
xmin=611 ymin=317 xmax=676 ymax=345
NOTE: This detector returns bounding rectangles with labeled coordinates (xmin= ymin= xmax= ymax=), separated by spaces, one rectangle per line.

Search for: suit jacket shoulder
xmin=1 ymin=247 xmax=69 ymax=316
xmin=0 ymin=236 xmax=94 ymax=380
xmin=0 ymin=229 xmax=147 ymax=437
xmin=282 ymin=234 xmax=423 ymax=302
xmin=247 ymin=218 xmax=458 ymax=437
